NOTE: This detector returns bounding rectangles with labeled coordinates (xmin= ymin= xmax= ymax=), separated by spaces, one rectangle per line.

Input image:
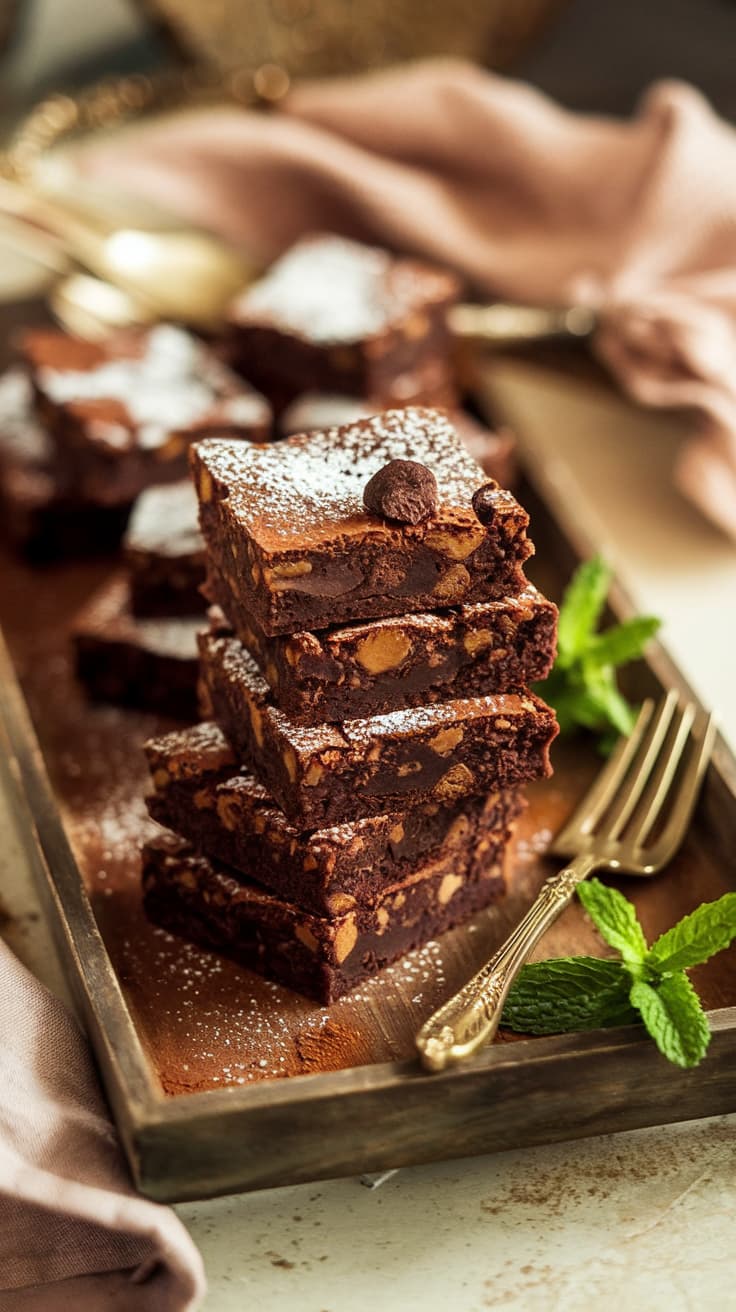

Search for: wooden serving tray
xmin=1 ymin=411 xmax=735 ymax=1201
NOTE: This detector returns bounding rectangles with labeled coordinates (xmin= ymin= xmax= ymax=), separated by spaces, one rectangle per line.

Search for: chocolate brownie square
xmin=198 ymin=628 xmax=557 ymax=828
xmin=0 ymin=367 xmax=131 ymax=558
xmin=142 ymin=826 xmax=509 ymax=1003
xmin=224 ymin=234 xmax=460 ymax=410
xmin=205 ymin=565 xmax=557 ymax=724
xmin=125 ymin=480 xmax=205 ymax=616
xmin=21 ymin=324 xmax=273 ymax=505
xmin=145 ymin=720 xmax=524 ymax=915
xmin=191 ymin=408 xmax=533 ymax=636
xmin=73 ymin=574 xmax=201 ymax=718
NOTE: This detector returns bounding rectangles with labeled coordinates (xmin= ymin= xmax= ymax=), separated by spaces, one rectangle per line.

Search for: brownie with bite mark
xmin=191 ymin=408 xmax=533 ymax=637
xmin=145 ymin=720 xmax=524 ymax=916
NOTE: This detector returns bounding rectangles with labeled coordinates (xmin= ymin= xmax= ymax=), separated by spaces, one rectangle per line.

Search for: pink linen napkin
xmin=0 ymin=942 xmax=205 ymax=1311
xmin=78 ymin=58 xmax=736 ymax=540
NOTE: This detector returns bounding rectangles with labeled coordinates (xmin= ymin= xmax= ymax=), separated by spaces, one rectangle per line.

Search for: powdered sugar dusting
xmin=231 ymin=234 xmax=456 ymax=344
xmin=36 ymin=325 xmax=268 ymax=451
xmin=125 ymin=480 xmax=202 ymax=557
xmin=197 ymin=408 xmax=495 ymax=546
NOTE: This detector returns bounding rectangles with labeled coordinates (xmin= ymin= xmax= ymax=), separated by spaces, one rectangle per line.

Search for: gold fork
xmin=416 ymin=691 xmax=717 ymax=1072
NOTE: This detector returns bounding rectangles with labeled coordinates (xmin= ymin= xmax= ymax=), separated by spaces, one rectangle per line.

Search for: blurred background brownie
xmin=223 ymin=235 xmax=461 ymax=412
xmin=0 ymin=366 xmax=131 ymax=559
xmin=73 ymin=574 xmax=201 ymax=718
xmin=124 ymin=480 xmax=206 ymax=616
xmin=20 ymin=323 xmax=273 ymax=505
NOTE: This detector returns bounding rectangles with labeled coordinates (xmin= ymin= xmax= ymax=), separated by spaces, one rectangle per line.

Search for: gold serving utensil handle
xmin=449 ymin=302 xmax=597 ymax=346
xmin=416 ymin=854 xmax=596 ymax=1072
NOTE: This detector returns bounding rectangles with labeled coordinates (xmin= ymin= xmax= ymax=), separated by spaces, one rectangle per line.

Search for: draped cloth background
xmin=79 ymin=58 xmax=736 ymax=540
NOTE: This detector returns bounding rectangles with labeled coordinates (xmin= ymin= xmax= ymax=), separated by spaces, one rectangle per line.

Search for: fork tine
xmin=643 ymin=712 xmax=717 ymax=870
xmin=604 ymin=689 xmax=679 ymax=840
xmin=629 ymin=701 xmax=696 ymax=849
xmin=549 ymin=698 xmax=655 ymax=855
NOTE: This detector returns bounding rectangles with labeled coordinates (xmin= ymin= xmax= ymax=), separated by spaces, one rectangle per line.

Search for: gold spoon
xmin=0 ymin=178 xmax=252 ymax=327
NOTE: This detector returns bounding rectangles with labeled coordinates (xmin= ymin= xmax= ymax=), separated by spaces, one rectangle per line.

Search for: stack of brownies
xmin=141 ymin=406 xmax=559 ymax=1003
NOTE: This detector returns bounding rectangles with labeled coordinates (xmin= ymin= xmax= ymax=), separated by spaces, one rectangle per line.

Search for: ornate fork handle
xmin=416 ymin=854 xmax=597 ymax=1072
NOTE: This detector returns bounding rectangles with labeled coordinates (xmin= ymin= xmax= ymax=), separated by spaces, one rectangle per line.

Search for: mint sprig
xmin=502 ymin=880 xmax=736 ymax=1067
xmin=536 ymin=555 xmax=661 ymax=749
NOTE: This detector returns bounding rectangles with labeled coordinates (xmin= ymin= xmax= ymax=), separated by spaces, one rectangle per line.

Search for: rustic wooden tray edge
xmin=2 ymin=434 xmax=736 ymax=1200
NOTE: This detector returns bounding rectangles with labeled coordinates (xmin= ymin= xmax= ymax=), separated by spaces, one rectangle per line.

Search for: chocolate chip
xmin=363 ymin=459 xmax=438 ymax=525
xmin=472 ymin=483 xmax=498 ymax=525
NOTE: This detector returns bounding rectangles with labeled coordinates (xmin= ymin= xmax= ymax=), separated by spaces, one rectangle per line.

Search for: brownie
xmin=20 ymin=324 xmax=273 ymax=506
xmin=223 ymin=234 xmax=460 ymax=411
xmin=145 ymin=720 xmax=524 ymax=915
xmin=191 ymin=408 xmax=533 ymax=637
xmin=73 ymin=574 xmax=201 ymax=718
xmin=205 ymin=565 xmax=557 ymax=724
xmin=199 ymin=628 xmax=558 ymax=828
xmin=0 ymin=368 xmax=131 ymax=558
xmin=142 ymin=827 xmax=508 ymax=1003
xmin=124 ymin=481 xmax=205 ymax=616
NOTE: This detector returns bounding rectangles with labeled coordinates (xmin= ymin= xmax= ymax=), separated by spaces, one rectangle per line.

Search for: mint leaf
xmin=577 ymin=878 xmax=648 ymax=967
xmin=577 ymin=665 xmax=638 ymax=739
xmin=586 ymin=616 xmax=661 ymax=669
xmin=502 ymin=956 xmax=637 ymax=1035
xmin=648 ymin=892 xmax=736 ymax=973
xmin=535 ymin=555 xmax=661 ymax=752
xmin=629 ymin=973 xmax=710 ymax=1068
xmin=556 ymin=555 xmax=612 ymax=668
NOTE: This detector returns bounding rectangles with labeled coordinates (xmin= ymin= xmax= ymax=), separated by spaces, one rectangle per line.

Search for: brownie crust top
xmin=193 ymin=406 xmax=525 ymax=554
xmin=227 ymin=234 xmax=460 ymax=345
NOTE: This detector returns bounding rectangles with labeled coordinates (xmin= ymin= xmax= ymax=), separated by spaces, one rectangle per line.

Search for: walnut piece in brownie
xmin=142 ymin=827 xmax=509 ymax=1003
xmin=73 ymin=574 xmax=201 ymax=718
xmin=145 ymin=720 xmax=524 ymax=916
xmin=124 ymin=480 xmax=205 ymax=616
xmin=191 ymin=408 xmax=533 ymax=636
xmin=199 ymin=628 xmax=558 ymax=828
xmin=205 ymin=565 xmax=557 ymax=725
xmin=20 ymin=324 xmax=273 ymax=505
xmin=223 ymin=234 xmax=460 ymax=411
